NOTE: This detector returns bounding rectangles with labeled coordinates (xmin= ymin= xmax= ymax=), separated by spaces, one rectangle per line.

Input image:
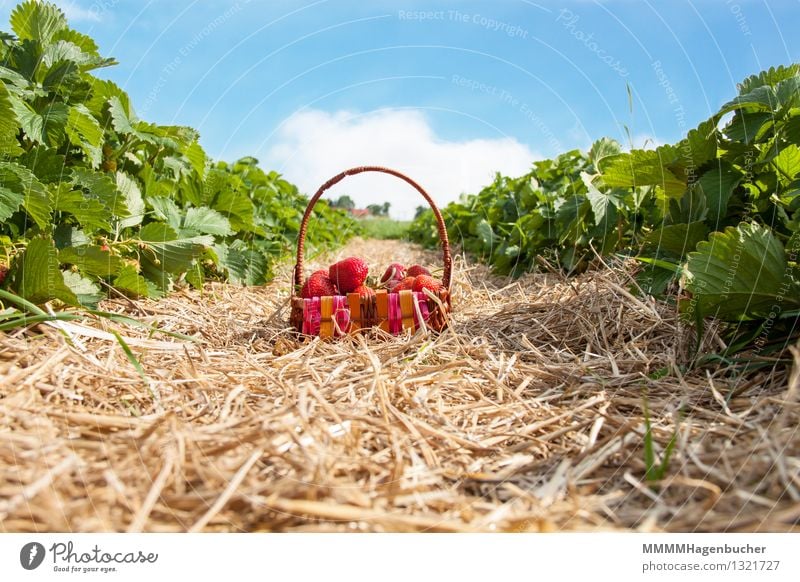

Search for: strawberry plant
xmin=411 ymin=64 xmax=800 ymax=357
xmin=0 ymin=1 xmax=357 ymax=311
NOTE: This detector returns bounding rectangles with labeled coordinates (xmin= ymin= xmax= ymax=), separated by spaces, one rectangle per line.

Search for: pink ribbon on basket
xmin=388 ymin=292 xmax=401 ymax=334
xmin=302 ymin=297 xmax=321 ymax=335
xmin=332 ymin=295 xmax=350 ymax=336
xmin=413 ymin=292 xmax=431 ymax=327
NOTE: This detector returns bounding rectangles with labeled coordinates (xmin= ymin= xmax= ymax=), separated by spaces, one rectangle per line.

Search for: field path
xmin=1 ymin=238 xmax=798 ymax=532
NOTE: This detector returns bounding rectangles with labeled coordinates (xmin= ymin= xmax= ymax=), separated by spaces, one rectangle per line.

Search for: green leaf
xmin=683 ymin=223 xmax=800 ymax=321
xmin=41 ymin=58 xmax=79 ymax=91
xmin=8 ymin=96 xmax=45 ymax=143
xmin=107 ymin=95 xmax=137 ymax=135
xmin=66 ymin=104 xmax=103 ymax=168
xmin=183 ymin=141 xmax=207 ymax=179
xmin=599 ymin=150 xmax=686 ymax=198
xmin=0 ymin=82 xmax=23 ymax=157
xmin=695 ymin=162 xmax=743 ymax=227
xmin=182 ymin=206 xmax=232 ymax=236
xmin=18 ymin=146 xmax=68 ymax=183
xmin=11 ymin=237 xmax=78 ymax=305
xmin=112 ymin=264 xmax=155 ymax=298
xmin=147 ymin=195 xmax=183 ymax=230
xmin=588 ymin=138 xmax=621 ymax=168
xmin=50 ymin=183 xmax=113 ymax=232
xmin=475 ymin=218 xmax=496 ymax=249
xmin=214 ymin=241 xmax=268 ymax=285
xmin=71 ymin=167 xmax=129 ymax=217
xmin=62 ymin=270 xmax=103 ymax=307
xmin=645 ymin=221 xmax=709 ymax=259
xmin=40 ymin=101 xmax=69 ymax=145
xmin=0 ymin=161 xmax=51 ymax=229
xmin=738 ymin=64 xmax=800 ymax=94
xmin=723 ymin=111 xmax=772 ymax=144
xmin=59 ymin=245 xmax=122 ymax=277
xmin=86 ymin=79 xmax=131 ymax=119
xmin=0 ymin=181 xmax=23 ymax=224
xmin=10 ymin=0 xmax=68 ymax=45
xmin=774 ymin=144 xmax=800 ymax=181
xmin=718 ymin=85 xmax=779 ymax=116
xmin=115 ymin=171 xmax=144 ymax=230
xmin=53 ymin=224 xmax=90 ymax=249
xmin=581 ymin=171 xmax=624 ymax=224
xmin=52 ymin=28 xmax=99 ymax=55
xmin=211 ymin=187 xmax=255 ymax=231
xmin=138 ymin=222 xmax=211 ymax=274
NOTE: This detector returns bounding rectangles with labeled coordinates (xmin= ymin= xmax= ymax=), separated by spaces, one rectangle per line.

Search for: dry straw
xmin=1 ymin=239 xmax=797 ymax=532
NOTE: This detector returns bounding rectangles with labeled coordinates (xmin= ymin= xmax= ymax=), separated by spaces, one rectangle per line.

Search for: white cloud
xmin=264 ymin=109 xmax=539 ymax=220
xmin=56 ymin=0 xmax=101 ymax=23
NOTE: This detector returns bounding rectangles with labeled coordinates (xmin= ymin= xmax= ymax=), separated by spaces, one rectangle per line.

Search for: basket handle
xmin=294 ymin=166 xmax=451 ymax=291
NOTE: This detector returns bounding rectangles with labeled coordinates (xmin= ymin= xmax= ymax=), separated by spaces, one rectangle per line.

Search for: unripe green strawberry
xmin=406 ymin=264 xmax=431 ymax=278
xmin=412 ymin=275 xmax=442 ymax=294
xmin=301 ymin=270 xmax=338 ymax=298
xmin=329 ymin=257 xmax=368 ymax=293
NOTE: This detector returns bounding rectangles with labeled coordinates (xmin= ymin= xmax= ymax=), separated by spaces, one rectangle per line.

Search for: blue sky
xmin=1 ymin=0 xmax=798 ymax=218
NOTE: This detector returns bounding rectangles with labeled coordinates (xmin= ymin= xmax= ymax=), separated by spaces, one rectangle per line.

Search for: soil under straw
xmin=1 ymin=239 xmax=798 ymax=532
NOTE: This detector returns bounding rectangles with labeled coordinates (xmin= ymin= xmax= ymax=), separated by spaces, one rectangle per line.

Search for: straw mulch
xmin=1 ymin=238 xmax=798 ymax=532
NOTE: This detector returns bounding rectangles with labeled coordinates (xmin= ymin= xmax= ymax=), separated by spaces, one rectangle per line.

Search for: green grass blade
xmin=110 ymin=330 xmax=149 ymax=383
xmin=0 ymin=288 xmax=49 ymax=317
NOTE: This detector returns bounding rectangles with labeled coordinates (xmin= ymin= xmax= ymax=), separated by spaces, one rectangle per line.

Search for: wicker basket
xmin=290 ymin=166 xmax=452 ymax=338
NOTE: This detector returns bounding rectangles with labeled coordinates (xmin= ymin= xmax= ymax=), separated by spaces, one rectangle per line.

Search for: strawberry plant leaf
xmin=695 ymin=162 xmax=743 ymax=228
xmin=599 ymin=150 xmax=686 ymax=198
xmin=10 ymin=0 xmax=67 ymax=45
xmin=0 ymin=160 xmax=51 ymax=228
xmin=138 ymin=222 xmax=211 ymax=274
xmin=0 ymin=82 xmax=23 ymax=157
xmin=773 ymin=144 xmax=800 ymax=182
xmin=50 ymin=182 xmax=113 ymax=232
xmin=738 ymin=64 xmax=800 ymax=94
xmin=112 ymin=263 xmax=154 ymax=298
xmin=214 ymin=240 xmax=268 ymax=286
xmin=53 ymin=224 xmax=90 ymax=249
xmin=11 ymin=237 xmax=78 ymax=305
xmin=115 ymin=171 xmax=144 ymax=230
xmin=18 ymin=145 xmax=68 ymax=183
xmin=59 ymin=245 xmax=121 ymax=277
xmin=182 ymin=206 xmax=232 ymax=236
xmin=683 ymin=223 xmax=800 ymax=321
xmin=211 ymin=186 xmax=256 ymax=232
xmin=62 ymin=270 xmax=103 ymax=307
xmin=644 ymin=221 xmax=709 ymax=259
xmin=65 ymin=104 xmax=103 ymax=168
xmin=71 ymin=167 xmax=129 ymax=217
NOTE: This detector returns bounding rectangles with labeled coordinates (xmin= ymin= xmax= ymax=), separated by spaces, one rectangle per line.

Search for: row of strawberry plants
xmin=0 ymin=1 xmax=357 ymax=309
xmin=410 ymin=64 xmax=800 ymax=357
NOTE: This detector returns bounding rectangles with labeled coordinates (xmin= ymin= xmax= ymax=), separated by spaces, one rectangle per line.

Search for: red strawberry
xmin=0 ymin=264 xmax=7 ymax=286
xmin=99 ymin=244 xmax=110 ymax=252
xmin=301 ymin=270 xmax=338 ymax=298
xmin=380 ymin=262 xmax=406 ymax=284
xmin=393 ymin=276 xmax=416 ymax=292
xmin=329 ymin=257 xmax=369 ymax=293
xmin=406 ymin=264 xmax=431 ymax=278
xmin=412 ymin=275 xmax=442 ymax=295
xmin=352 ymin=284 xmax=375 ymax=299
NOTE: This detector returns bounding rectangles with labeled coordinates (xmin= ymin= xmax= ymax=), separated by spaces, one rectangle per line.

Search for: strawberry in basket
xmin=329 ymin=257 xmax=369 ymax=293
